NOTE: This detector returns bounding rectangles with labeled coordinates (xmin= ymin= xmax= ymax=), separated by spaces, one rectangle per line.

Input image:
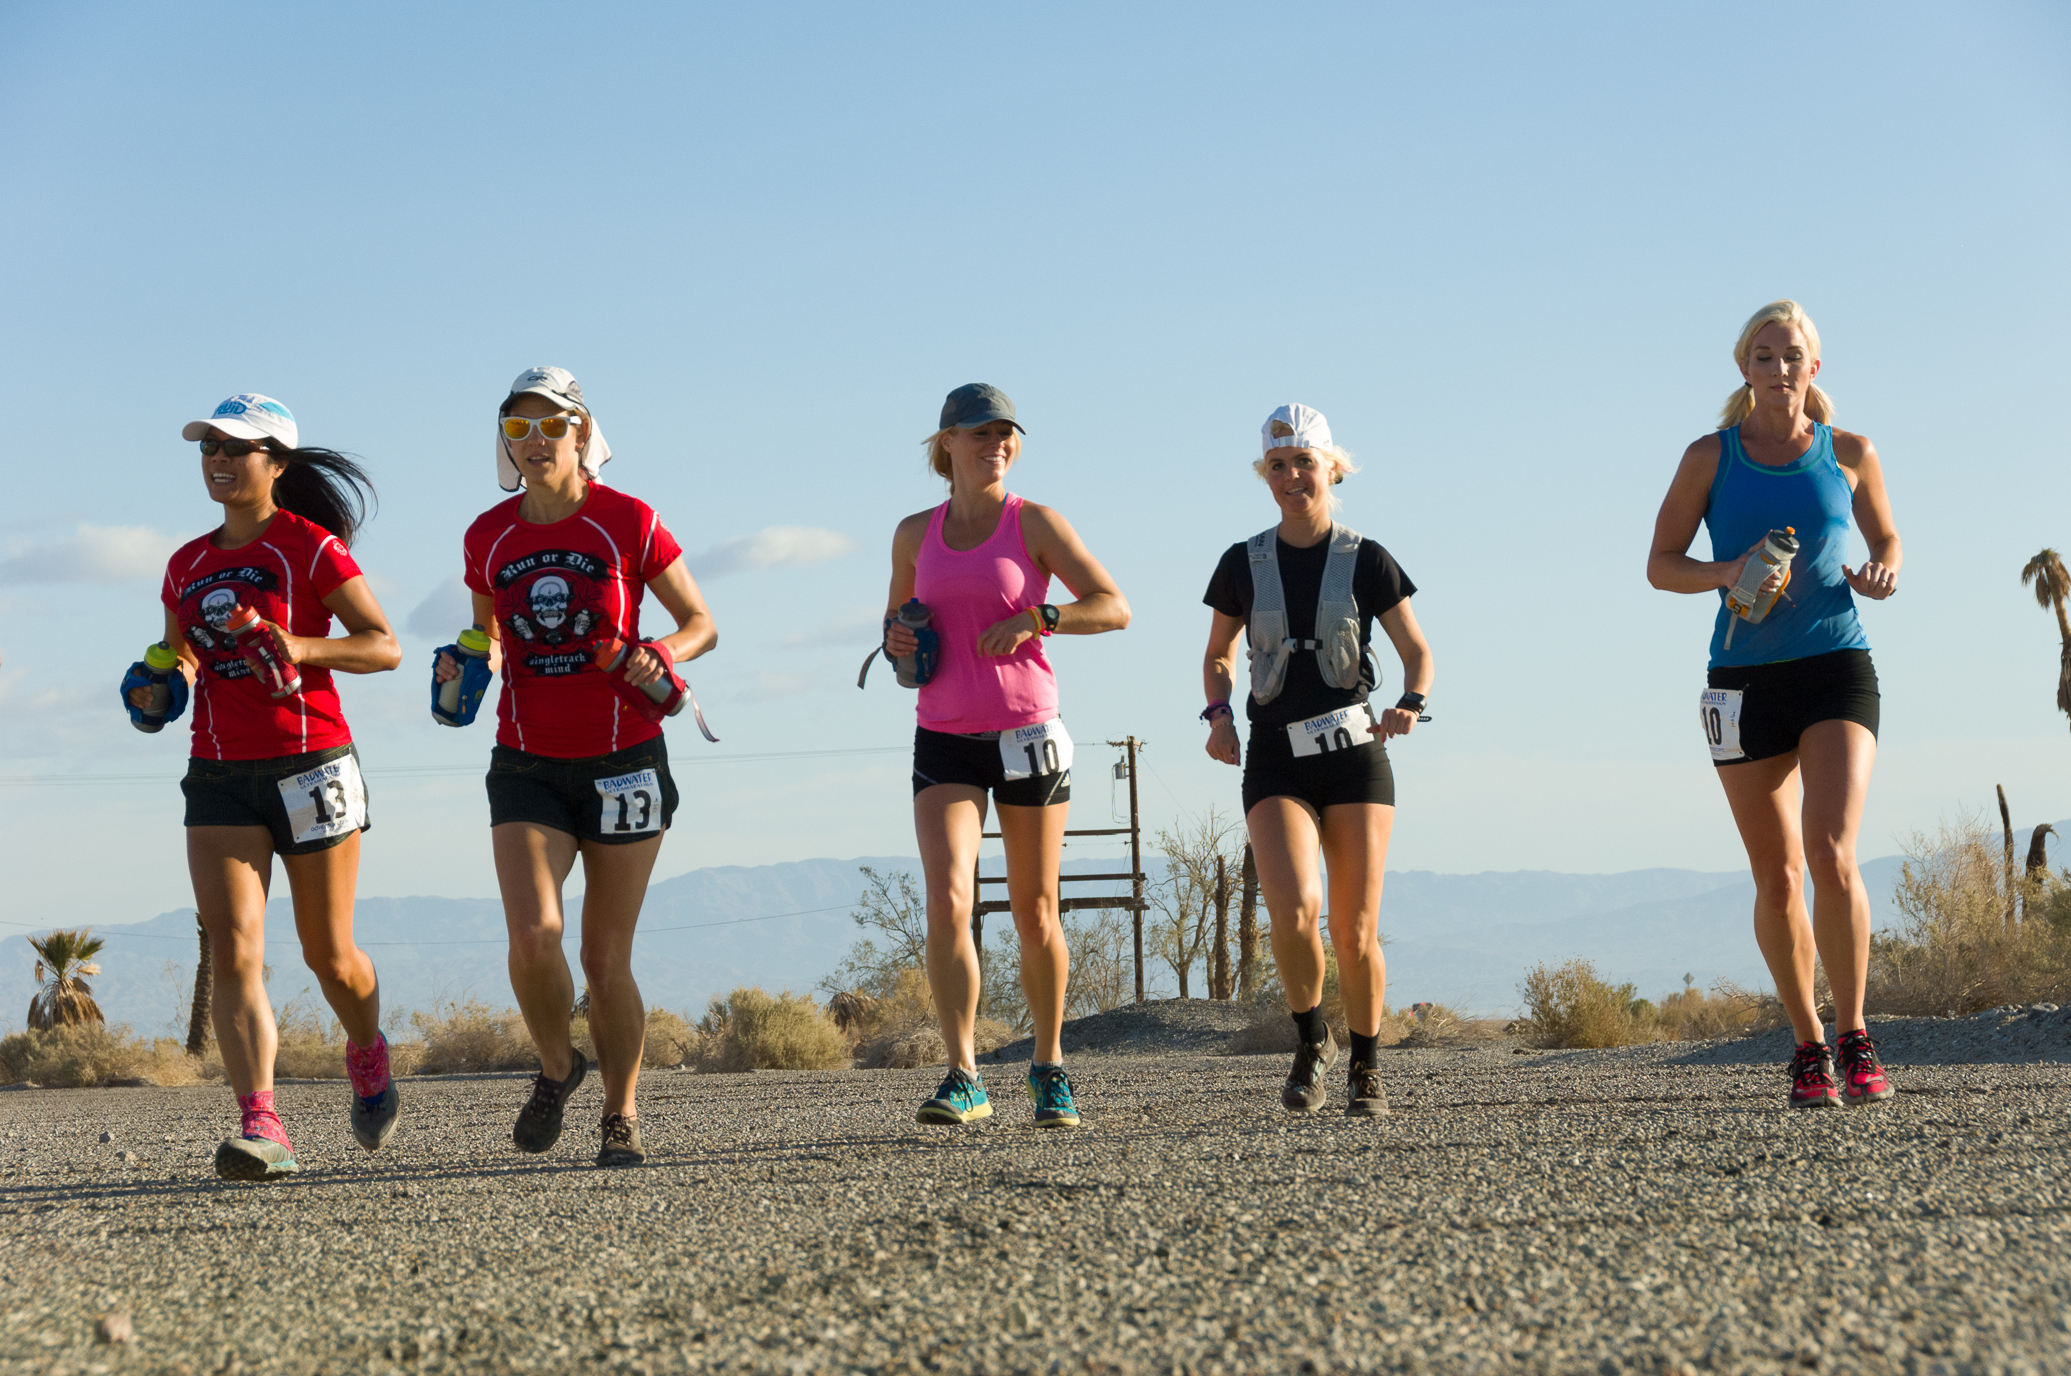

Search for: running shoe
xmin=597 ymin=1113 xmax=646 ymax=1167
xmin=1282 ymin=1029 xmax=1337 ymax=1113
xmin=346 ymin=1032 xmax=400 ymax=1152
xmin=514 ymin=1056 xmax=589 ymax=1153
xmin=215 ymin=1135 xmax=299 ymax=1181
xmin=1836 ymin=1028 xmax=1893 ymax=1106
xmin=1788 ymin=1039 xmax=1842 ymax=1109
xmin=916 ymin=1067 xmax=991 ymax=1126
xmin=1026 ymin=1065 xmax=1082 ymax=1129
xmin=1345 ymin=1060 xmax=1389 ymax=1118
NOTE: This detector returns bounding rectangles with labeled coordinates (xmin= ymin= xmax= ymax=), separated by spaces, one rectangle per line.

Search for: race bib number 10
xmin=595 ymin=768 xmax=664 ymax=835
xmin=1700 ymin=688 xmax=1745 ymax=762
xmin=1000 ymin=719 xmax=1074 ymax=781
xmin=277 ymin=753 xmax=368 ymax=845
xmin=1287 ymin=703 xmax=1374 ymax=758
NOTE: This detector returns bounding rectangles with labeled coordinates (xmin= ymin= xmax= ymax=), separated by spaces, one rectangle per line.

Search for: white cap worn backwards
xmin=182 ymin=394 xmax=298 ymax=450
xmin=1260 ymin=403 xmax=1334 ymax=459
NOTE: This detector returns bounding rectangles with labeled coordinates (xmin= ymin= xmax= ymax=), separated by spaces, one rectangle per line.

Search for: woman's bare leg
xmin=574 ymin=833 xmax=665 ymax=1118
xmin=914 ymin=784 xmax=987 ymax=1072
xmin=1717 ymin=753 xmax=1823 ymax=1044
xmin=1247 ymin=798 xmax=1328 ymax=1014
xmin=997 ymin=800 xmax=1069 ymax=1064
xmin=188 ymin=826 xmax=277 ymax=1098
xmin=494 ymin=822 xmax=582 ymax=1082
xmin=1318 ymin=803 xmax=1393 ymax=1037
xmin=280 ymin=832 xmax=380 ymax=1045
xmin=1796 ymin=719 xmax=1879 ymax=1036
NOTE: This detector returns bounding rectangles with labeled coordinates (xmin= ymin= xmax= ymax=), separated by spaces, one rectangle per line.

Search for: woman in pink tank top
xmin=878 ymin=384 xmax=1129 ymax=1130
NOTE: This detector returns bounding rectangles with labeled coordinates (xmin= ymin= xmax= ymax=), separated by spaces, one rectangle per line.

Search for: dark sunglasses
xmin=198 ymin=438 xmax=274 ymax=458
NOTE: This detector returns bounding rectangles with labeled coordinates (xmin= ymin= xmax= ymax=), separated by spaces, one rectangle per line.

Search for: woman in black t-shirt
xmin=1201 ymin=404 xmax=1434 ymax=1118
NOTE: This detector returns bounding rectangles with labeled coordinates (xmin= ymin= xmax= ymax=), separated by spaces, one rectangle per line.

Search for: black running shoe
xmin=597 ymin=1113 xmax=645 ymax=1167
xmin=1788 ymin=1040 xmax=1842 ymax=1109
xmin=1282 ymin=1029 xmax=1336 ymax=1112
xmin=1345 ymin=1060 xmax=1389 ymax=1118
xmin=514 ymin=1057 xmax=589 ymax=1153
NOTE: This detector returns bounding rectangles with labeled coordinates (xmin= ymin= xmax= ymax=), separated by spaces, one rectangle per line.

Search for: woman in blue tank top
xmin=1648 ymin=300 xmax=1902 ymax=1112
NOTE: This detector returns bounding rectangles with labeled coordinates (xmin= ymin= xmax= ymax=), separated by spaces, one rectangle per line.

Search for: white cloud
xmin=685 ymin=526 xmax=857 ymax=580
xmin=0 ymin=524 xmax=181 ymax=584
xmin=406 ymin=575 xmax=475 ymax=640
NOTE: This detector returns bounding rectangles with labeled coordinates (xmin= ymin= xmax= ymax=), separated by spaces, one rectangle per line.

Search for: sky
xmin=1 ymin=2 xmax=2068 ymax=925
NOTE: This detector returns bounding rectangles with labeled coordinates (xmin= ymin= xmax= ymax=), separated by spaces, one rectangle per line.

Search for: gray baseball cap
xmin=939 ymin=383 xmax=1025 ymax=433
xmin=497 ymin=365 xmax=612 ymax=492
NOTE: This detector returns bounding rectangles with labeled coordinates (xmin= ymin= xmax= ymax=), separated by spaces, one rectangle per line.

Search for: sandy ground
xmin=2 ymin=1007 xmax=2068 ymax=1375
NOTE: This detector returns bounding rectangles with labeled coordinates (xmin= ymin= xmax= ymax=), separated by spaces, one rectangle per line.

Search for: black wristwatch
xmin=1395 ymin=692 xmax=1431 ymax=722
xmin=1038 ymin=603 xmax=1061 ymax=634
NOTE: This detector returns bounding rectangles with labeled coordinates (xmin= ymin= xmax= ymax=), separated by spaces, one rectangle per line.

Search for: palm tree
xmin=26 ymin=929 xmax=106 ymax=1031
xmin=184 ymin=914 xmax=212 ymax=1056
xmin=2020 ymin=548 xmax=2071 ymax=731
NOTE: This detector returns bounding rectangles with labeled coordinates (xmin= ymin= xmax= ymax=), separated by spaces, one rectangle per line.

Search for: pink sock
xmin=345 ymin=1032 xmax=391 ymax=1099
xmin=238 ymin=1090 xmax=293 ymax=1150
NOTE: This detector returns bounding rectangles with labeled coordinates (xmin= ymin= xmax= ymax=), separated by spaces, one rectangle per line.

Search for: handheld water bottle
xmin=224 ymin=604 xmax=302 ymax=698
xmin=132 ymin=642 xmax=181 ymax=733
xmin=857 ymin=599 xmax=939 ymax=689
xmin=1722 ymin=527 xmax=1798 ymax=650
xmin=432 ymin=628 xmax=493 ymax=727
xmin=592 ymin=637 xmax=720 ymax=742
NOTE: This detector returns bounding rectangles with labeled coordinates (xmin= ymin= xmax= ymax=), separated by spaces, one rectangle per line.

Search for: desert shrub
xmin=843 ymin=968 xmax=1015 ymax=1069
xmin=1230 ymin=946 xmax=1350 ymax=1053
xmin=643 ymin=1008 xmax=701 ymax=1068
xmin=1650 ymin=980 xmax=1779 ymax=1041
xmin=0 ymin=1024 xmax=207 ymax=1088
xmin=695 ymin=987 xmax=849 ymax=1072
xmin=1866 ymin=815 xmax=2071 ymax=1015
xmin=411 ymin=996 xmax=540 ymax=1074
xmin=1398 ymin=1002 xmax=1506 ymax=1048
xmin=1519 ymin=959 xmax=1653 ymax=1049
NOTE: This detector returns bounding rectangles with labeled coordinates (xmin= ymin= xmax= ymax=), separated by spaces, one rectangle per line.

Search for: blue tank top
xmin=1703 ymin=423 xmax=1869 ymax=668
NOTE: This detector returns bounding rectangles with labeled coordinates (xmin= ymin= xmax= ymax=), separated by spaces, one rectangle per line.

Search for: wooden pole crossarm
xmin=975 ymin=871 xmax=1141 ymax=886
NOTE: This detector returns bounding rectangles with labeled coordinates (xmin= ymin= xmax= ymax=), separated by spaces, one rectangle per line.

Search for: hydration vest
xmin=1245 ymin=523 xmax=1375 ymax=705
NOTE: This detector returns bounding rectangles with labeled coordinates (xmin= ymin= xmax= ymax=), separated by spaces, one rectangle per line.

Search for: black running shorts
xmin=1707 ymin=648 xmax=1880 ymax=767
xmin=182 ymin=743 xmax=370 ymax=856
xmin=911 ymin=726 xmax=1070 ymax=807
xmin=1241 ymin=734 xmax=1395 ymax=815
xmin=486 ymin=737 xmax=679 ymax=843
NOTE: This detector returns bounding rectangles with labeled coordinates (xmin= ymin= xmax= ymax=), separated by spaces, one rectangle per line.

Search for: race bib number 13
xmin=1700 ymin=688 xmax=1745 ymax=762
xmin=1001 ymin=719 xmax=1074 ymax=781
xmin=277 ymin=753 xmax=368 ymax=845
xmin=595 ymin=768 xmax=664 ymax=835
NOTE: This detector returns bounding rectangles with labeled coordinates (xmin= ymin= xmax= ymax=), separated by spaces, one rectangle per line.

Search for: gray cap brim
xmin=952 ymin=412 xmax=1026 ymax=434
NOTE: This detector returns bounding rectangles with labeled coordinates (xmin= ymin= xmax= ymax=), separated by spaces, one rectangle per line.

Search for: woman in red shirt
xmin=439 ymin=367 xmax=716 ymax=1167
xmin=127 ymin=393 xmax=402 ymax=1181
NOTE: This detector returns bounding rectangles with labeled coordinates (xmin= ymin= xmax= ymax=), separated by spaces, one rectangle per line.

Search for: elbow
xmin=1109 ymin=594 xmax=1131 ymax=631
xmin=374 ymin=635 xmax=403 ymax=673
xmin=1644 ymin=558 xmax=1670 ymax=591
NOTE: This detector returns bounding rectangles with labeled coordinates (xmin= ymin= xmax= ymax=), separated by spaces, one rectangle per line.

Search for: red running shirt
xmin=462 ymin=485 xmax=685 ymax=759
xmin=161 ymin=510 xmax=364 ymax=761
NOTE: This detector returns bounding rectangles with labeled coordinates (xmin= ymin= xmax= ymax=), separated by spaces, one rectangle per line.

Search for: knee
xmin=208 ymin=927 xmax=266 ymax=983
xmin=300 ymin=949 xmax=363 ymax=988
xmin=578 ymin=944 xmax=630 ymax=988
xmin=1329 ymin=920 xmax=1381 ymax=962
xmin=1268 ymin=898 xmax=1324 ymax=938
xmin=508 ymin=924 xmax=564 ymax=967
xmin=1012 ymin=902 xmax=1062 ymax=948
xmin=1803 ymin=836 xmax=1857 ymax=887
xmin=1750 ymin=861 xmax=1803 ymax=907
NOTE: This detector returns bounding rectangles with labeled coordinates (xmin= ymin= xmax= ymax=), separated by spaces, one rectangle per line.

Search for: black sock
xmin=1350 ymin=1031 xmax=1380 ymax=1068
xmin=1292 ymin=1005 xmax=1326 ymax=1046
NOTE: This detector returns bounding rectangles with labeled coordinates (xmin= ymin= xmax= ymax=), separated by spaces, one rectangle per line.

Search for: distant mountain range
xmin=10 ymin=823 xmax=2064 ymax=1035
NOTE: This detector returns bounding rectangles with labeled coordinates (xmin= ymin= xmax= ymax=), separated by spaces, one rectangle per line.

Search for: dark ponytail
xmin=269 ymin=447 xmax=377 ymax=547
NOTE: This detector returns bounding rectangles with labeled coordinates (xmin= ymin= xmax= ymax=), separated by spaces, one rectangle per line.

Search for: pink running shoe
xmin=1836 ymin=1028 xmax=1893 ymax=1105
xmin=346 ymin=1032 xmax=401 ymax=1151
xmin=1787 ymin=1040 xmax=1841 ymax=1109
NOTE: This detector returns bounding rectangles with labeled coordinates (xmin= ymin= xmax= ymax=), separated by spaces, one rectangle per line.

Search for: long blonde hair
xmin=1720 ymin=299 xmax=1834 ymax=428
xmin=921 ymin=428 xmax=954 ymax=488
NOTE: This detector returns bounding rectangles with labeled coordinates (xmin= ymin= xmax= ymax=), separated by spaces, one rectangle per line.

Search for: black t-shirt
xmin=1203 ymin=532 xmax=1416 ymax=751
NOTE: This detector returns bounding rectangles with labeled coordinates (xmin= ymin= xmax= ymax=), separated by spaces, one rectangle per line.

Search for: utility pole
xmin=1126 ymin=736 xmax=1144 ymax=1002
xmin=1237 ymin=842 xmax=1259 ymax=1000
xmin=1212 ymin=853 xmax=1230 ymax=1000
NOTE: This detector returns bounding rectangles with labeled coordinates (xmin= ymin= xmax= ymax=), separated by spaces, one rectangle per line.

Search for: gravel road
xmin=4 ymin=1009 xmax=2068 ymax=1375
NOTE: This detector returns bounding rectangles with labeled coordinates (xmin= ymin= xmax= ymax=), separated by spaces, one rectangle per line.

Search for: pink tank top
xmin=914 ymin=493 xmax=1059 ymax=733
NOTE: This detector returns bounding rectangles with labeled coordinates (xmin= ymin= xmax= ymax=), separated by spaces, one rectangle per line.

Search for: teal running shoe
xmin=1026 ymin=1064 xmax=1081 ymax=1129
xmin=916 ymin=1067 xmax=991 ymax=1125
xmin=215 ymin=1135 xmax=299 ymax=1182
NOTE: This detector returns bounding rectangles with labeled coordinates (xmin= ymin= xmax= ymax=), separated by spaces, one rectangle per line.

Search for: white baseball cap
xmin=182 ymin=394 xmax=299 ymax=450
xmin=497 ymin=366 xmax=612 ymax=492
xmin=1260 ymin=403 xmax=1333 ymax=459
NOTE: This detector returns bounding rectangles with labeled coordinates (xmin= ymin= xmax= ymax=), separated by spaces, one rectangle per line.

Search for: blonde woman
xmin=1200 ymin=404 xmax=1433 ymax=1116
xmin=876 ymin=383 xmax=1129 ymax=1128
xmin=1647 ymin=300 xmax=1901 ymax=1109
